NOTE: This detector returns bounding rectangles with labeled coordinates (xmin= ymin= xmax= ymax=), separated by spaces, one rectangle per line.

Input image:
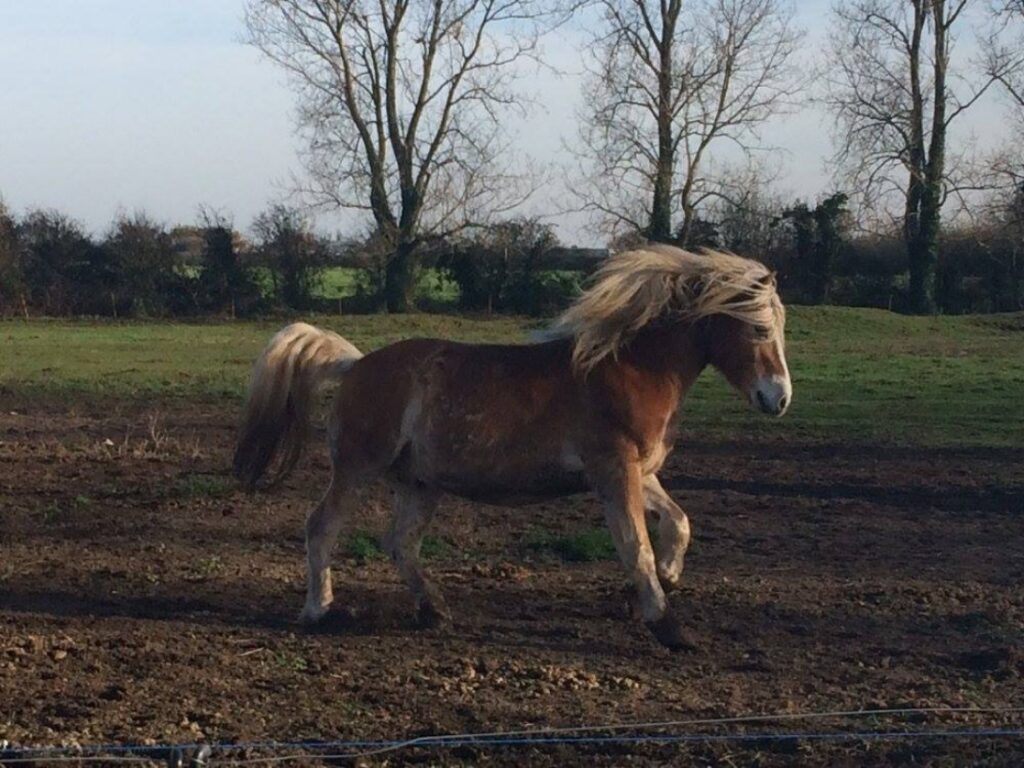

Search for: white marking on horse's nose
xmin=752 ymin=376 xmax=791 ymax=416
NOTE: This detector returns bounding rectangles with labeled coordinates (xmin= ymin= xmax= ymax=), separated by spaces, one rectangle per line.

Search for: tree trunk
xmin=648 ymin=4 xmax=676 ymax=243
xmin=649 ymin=68 xmax=674 ymax=244
xmin=384 ymin=239 xmax=417 ymax=313
xmin=906 ymin=0 xmax=947 ymax=315
xmin=650 ymin=162 xmax=674 ymax=242
xmin=908 ymin=189 xmax=941 ymax=313
xmin=907 ymin=235 xmax=937 ymax=313
xmin=677 ymin=184 xmax=695 ymax=247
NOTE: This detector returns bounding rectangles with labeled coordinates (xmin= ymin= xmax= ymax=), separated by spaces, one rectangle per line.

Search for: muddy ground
xmin=1 ymin=401 xmax=1022 ymax=766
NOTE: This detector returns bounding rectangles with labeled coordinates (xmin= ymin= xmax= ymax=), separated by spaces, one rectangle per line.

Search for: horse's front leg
xmin=643 ymin=475 xmax=691 ymax=592
xmin=589 ymin=455 xmax=696 ymax=650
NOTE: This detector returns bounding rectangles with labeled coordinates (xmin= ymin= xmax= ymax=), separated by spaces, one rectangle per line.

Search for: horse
xmin=233 ymin=244 xmax=791 ymax=649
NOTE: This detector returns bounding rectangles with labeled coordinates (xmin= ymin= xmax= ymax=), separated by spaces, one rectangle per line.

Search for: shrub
xmin=0 ymin=201 xmax=22 ymax=316
xmin=440 ymin=217 xmax=577 ymax=315
xmin=252 ymin=205 xmax=329 ymax=310
xmin=194 ymin=212 xmax=263 ymax=317
xmin=102 ymin=212 xmax=191 ymax=317
xmin=17 ymin=209 xmax=101 ymax=315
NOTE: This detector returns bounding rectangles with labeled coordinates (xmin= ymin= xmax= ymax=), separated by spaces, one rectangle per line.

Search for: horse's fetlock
xmin=416 ymin=598 xmax=451 ymax=629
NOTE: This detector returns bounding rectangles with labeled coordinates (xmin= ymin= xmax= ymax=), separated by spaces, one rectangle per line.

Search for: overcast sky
xmin=0 ymin=1 xmax=1011 ymax=246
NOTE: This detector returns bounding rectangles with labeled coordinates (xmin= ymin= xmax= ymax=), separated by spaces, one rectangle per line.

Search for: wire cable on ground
xmin=224 ymin=728 xmax=1024 ymax=766
xmin=1 ymin=705 xmax=1021 ymax=765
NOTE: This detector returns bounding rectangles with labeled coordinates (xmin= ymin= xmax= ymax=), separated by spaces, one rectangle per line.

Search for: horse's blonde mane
xmin=552 ymin=244 xmax=783 ymax=373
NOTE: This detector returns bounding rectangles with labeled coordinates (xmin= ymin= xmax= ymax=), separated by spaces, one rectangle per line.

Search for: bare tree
xmin=245 ymin=0 xmax=560 ymax=311
xmin=574 ymin=0 xmax=801 ymax=245
xmin=986 ymin=1 xmax=1024 ymax=121
xmin=823 ymin=0 xmax=1016 ymax=313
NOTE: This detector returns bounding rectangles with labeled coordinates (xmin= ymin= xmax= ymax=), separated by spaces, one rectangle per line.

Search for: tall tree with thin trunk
xmin=245 ymin=1 xmax=556 ymax=312
xmin=824 ymin=0 xmax=1011 ymax=314
xmin=575 ymin=0 xmax=800 ymax=245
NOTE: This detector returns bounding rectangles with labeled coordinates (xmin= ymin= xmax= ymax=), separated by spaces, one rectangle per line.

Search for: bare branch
xmin=245 ymin=0 xmax=569 ymax=309
xmin=572 ymin=0 xmax=803 ymax=244
xmin=820 ymin=0 xmax=1012 ymax=312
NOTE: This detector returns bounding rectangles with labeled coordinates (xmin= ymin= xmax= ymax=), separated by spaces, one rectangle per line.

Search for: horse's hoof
xmin=298 ymin=603 xmax=330 ymax=626
xmin=645 ymin=613 xmax=698 ymax=651
xmin=658 ymin=574 xmax=683 ymax=593
xmin=621 ymin=586 xmax=643 ymax=621
xmin=416 ymin=601 xmax=452 ymax=629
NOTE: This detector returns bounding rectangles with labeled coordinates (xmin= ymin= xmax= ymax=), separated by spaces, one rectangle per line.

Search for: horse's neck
xmin=621 ymin=323 xmax=707 ymax=392
xmin=591 ymin=325 xmax=705 ymax=453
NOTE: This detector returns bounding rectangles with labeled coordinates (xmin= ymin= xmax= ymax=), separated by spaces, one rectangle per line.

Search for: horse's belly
xmin=411 ymin=435 xmax=589 ymax=505
xmin=433 ymin=467 xmax=590 ymax=506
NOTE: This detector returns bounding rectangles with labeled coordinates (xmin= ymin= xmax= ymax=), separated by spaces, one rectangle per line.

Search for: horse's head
xmin=703 ymin=275 xmax=791 ymax=417
xmin=552 ymin=246 xmax=793 ymax=417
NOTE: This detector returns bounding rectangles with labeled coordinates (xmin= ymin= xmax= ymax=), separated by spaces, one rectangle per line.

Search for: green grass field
xmin=2 ymin=308 xmax=1022 ymax=446
xmin=314 ymin=267 xmax=457 ymax=303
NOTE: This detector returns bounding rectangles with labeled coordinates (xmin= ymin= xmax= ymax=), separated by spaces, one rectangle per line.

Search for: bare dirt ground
xmin=1 ymin=401 xmax=1022 ymax=766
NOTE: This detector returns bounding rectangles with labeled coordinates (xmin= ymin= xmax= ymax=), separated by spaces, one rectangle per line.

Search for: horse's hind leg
xmin=643 ymin=475 xmax=691 ymax=592
xmin=384 ymin=482 xmax=449 ymax=628
xmin=300 ymin=478 xmax=356 ymax=625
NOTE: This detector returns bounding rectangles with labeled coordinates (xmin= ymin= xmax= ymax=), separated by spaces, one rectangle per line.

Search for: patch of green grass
xmin=184 ymin=555 xmax=225 ymax=582
xmin=344 ymin=530 xmax=385 ymax=563
xmin=525 ymin=527 xmax=618 ymax=563
xmin=36 ymin=501 xmax=64 ymax=525
xmin=2 ymin=308 xmax=1022 ymax=447
xmin=314 ymin=266 xmax=360 ymax=300
xmin=341 ymin=531 xmax=451 ymax=562
xmin=241 ymin=266 xmax=456 ymax=305
xmin=0 ymin=315 xmax=530 ymax=400
xmin=315 ymin=267 xmax=457 ymax=303
xmin=680 ymin=307 xmax=1024 ymax=447
xmin=173 ymin=474 xmax=233 ymax=498
xmin=271 ymin=651 xmax=308 ymax=673
xmin=420 ymin=535 xmax=452 ymax=560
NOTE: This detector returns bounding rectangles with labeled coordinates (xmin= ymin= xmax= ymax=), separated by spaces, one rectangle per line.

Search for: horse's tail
xmin=233 ymin=322 xmax=363 ymax=491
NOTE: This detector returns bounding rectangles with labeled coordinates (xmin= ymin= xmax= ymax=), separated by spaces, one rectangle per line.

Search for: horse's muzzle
xmin=752 ymin=377 xmax=791 ymax=416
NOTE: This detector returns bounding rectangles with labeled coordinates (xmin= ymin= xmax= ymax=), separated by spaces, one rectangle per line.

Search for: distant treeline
xmin=0 ymin=194 xmax=1021 ymax=318
xmin=679 ymin=189 xmax=1024 ymax=315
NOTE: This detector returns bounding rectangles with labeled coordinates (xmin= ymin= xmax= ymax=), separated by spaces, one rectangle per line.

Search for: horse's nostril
xmin=756 ymin=390 xmax=769 ymax=412
xmin=778 ymin=395 xmax=789 ymax=411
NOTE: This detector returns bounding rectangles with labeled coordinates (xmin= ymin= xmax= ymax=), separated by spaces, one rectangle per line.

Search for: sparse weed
xmin=184 ymin=555 xmax=224 ymax=582
xmin=272 ymin=651 xmax=308 ymax=672
xmin=90 ymin=413 xmax=205 ymax=462
xmin=340 ymin=531 xmax=453 ymax=563
xmin=525 ymin=527 xmax=617 ymax=563
xmin=420 ymin=535 xmax=452 ymax=560
xmin=344 ymin=531 xmax=384 ymax=563
xmin=37 ymin=502 xmax=64 ymax=525
xmin=174 ymin=474 xmax=232 ymax=498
